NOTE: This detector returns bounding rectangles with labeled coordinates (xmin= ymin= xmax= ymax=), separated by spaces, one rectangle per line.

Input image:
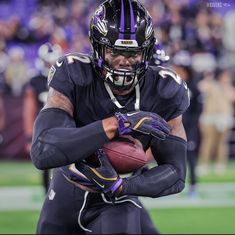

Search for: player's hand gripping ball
xmin=88 ymin=135 xmax=148 ymax=174
xmin=63 ymin=136 xmax=148 ymax=194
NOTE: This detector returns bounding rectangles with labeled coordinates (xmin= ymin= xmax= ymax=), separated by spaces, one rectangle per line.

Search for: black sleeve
xmin=30 ymin=108 xmax=109 ymax=170
xmin=48 ymin=56 xmax=76 ymax=107
xmin=121 ymin=135 xmax=187 ymax=198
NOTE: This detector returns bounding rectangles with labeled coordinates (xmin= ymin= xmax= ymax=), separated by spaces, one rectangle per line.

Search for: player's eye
xmin=110 ymin=50 xmax=141 ymax=58
xmin=110 ymin=49 xmax=119 ymax=57
xmin=127 ymin=51 xmax=141 ymax=58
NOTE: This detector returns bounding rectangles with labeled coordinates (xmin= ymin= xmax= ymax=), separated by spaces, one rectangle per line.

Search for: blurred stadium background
xmin=0 ymin=0 xmax=235 ymax=234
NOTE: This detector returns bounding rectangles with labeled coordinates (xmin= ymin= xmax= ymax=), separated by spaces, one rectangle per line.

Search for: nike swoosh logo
xmin=56 ymin=60 xmax=63 ymax=67
xmin=92 ymin=178 xmax=105 ymax=188
xmin=126 ymin=112 xmax=139 ymax=117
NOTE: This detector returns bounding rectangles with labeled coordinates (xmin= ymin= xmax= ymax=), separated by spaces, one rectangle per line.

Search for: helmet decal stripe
xmin=128 ymin=0 xmax=136 ymax=40
xmin=119 ymin=0 xmax=125 ymax=39
xmin=119 ymin=0 xmax=135 ymax=40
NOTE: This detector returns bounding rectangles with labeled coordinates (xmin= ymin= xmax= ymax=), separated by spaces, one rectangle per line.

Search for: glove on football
xmin=61 ymin=164 xmax=101 ymax=192
xmin=115 ymin=111 xmax=170 ymax=139
xmin=75 ymin=149 xmax=123 ymax=197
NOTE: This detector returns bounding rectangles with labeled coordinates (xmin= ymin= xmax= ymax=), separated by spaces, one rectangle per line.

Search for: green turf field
xmin=149 ymin=207 xmax=235 ymax=234
xmin=0 ymin=207 xmax=235 ymax=234
xmin=0 ymin=161 xmax=42 ymax=186
xmin=0 ymin=210 xmax=39 ymax=234
xmin=0 ymin=160 xmax=235 ymax=234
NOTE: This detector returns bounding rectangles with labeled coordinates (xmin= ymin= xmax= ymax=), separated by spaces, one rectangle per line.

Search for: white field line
xmin=0 ymin=186 xmax=44 ymax=211
xmin=0 ymin=183 xmax=235 ymax=211
xmin=141 ymin=182 xmax=235 ymax=208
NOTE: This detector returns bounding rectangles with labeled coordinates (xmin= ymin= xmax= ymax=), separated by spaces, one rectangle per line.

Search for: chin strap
xmin=104 ymin=75 xmax=140 ymax=111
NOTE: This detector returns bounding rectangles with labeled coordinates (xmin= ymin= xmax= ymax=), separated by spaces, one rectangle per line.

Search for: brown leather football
xmin=102 ymin=135 xmax=148 ymax=174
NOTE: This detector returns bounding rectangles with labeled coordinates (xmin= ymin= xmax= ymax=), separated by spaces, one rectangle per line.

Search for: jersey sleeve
xmin=48 ymin=56 xmax=75 ymax=106
xmin=169 ymin=81 xmax=190 ymax=120
xmin=153 ymin=66 xmax=190 ymax=121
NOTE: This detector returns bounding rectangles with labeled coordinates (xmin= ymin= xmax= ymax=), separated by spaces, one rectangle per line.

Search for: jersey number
xmin=159 ymin=69 xmax=181 ymax=85
xmin=66 ymin=54 xmax=91 ymax=64
xmin=159 ymin=68 xmax=188 ymax=90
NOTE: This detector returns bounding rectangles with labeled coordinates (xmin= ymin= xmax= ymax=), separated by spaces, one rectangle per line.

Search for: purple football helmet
xmin=89 ymin=0 xmax=156 ymax=90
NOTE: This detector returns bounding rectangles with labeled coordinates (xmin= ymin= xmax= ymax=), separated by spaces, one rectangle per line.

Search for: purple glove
xmin=115 ymin=111 xmax=170 ymax=140
xmin=75 ymin=149 xmax=123 ymax=197
xmin=61 ymin=164 xmax=101 ymax=192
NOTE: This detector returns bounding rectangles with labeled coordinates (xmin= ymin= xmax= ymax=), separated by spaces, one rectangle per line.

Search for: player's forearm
xmin=120 ymin=135 xmax=187 ymax=198
xmin=120 ymin=164 xmax=185 ymax=198
xmin=102 ymin=116 xmax=118 ymax=139
xmin=31 ymin=108 xmax=113 ymax=170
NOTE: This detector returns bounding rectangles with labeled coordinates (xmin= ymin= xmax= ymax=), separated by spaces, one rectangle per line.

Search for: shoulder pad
xmin=156 ymin=66 xmax=187 ymax=99
xmin=48 ymin=53 xmax=93 ymax=105
xmin=54 ymin=53 xmax=93 ymax=86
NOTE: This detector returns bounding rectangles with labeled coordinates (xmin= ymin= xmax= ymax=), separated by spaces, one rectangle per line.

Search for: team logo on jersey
xmin=56 ymin=60 xmax=63 ymax=67
xmin=47 ymin=65 xmax=56 ymax=86
xmin=92 ymin=5 xmax=108 ymax=36
xmin=48 ymin=189 xmax=56 ymax=200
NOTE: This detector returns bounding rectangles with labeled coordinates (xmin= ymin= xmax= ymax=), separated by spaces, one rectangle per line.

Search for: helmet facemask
xmin=91 ymin=37 xmax=155 ymax=91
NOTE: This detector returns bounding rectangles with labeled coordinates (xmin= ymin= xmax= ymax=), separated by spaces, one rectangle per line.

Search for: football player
xmin=23 ymin=43 xmax=62 ymax=193
xmin=31 ymin=0 xmax=189 ymax=234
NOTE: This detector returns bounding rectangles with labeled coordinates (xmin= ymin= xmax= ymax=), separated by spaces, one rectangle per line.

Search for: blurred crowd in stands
xmin=0 ymin=0 xmax=235 ymax=195
xmin=0 ymin=0 xmax=234 ymax=95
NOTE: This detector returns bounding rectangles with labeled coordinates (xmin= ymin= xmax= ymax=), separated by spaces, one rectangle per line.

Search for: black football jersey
xmin=49 ymin=52 xmax=189 ymax=145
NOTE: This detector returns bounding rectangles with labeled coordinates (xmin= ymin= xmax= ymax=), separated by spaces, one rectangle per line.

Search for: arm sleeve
xmin=30 ymin=108 xmax=109 ymax=170
xmin=121 ymin=135 xmax=187 ymax=198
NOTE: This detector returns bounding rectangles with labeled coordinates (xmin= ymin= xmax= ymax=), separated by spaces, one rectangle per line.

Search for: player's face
xmin=104 ymin=48 xmax=142 ymax=95
xmin=104 ymin=48 xmax=142 ymax=71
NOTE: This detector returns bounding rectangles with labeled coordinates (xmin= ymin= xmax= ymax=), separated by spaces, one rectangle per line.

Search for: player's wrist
xmin=102 ymin=116 xmax=119 ymax=140
xmin=114 ymin=112 xmax=131 ymax=135
xmin=108 ymin=177 xmax=123 ymax=194
xmin=114 ymin=178 xmax=127 ymax=196
xmin=114 ymin=184 xmax=124 ymax=196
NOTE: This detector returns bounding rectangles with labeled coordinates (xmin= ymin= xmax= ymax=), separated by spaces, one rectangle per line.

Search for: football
xmin=102 ymin=135 xmax=148 ymax=174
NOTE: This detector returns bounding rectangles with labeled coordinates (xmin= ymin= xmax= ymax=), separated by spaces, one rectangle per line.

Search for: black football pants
xmin=37 ymin=168 xmax=159 ymax=234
